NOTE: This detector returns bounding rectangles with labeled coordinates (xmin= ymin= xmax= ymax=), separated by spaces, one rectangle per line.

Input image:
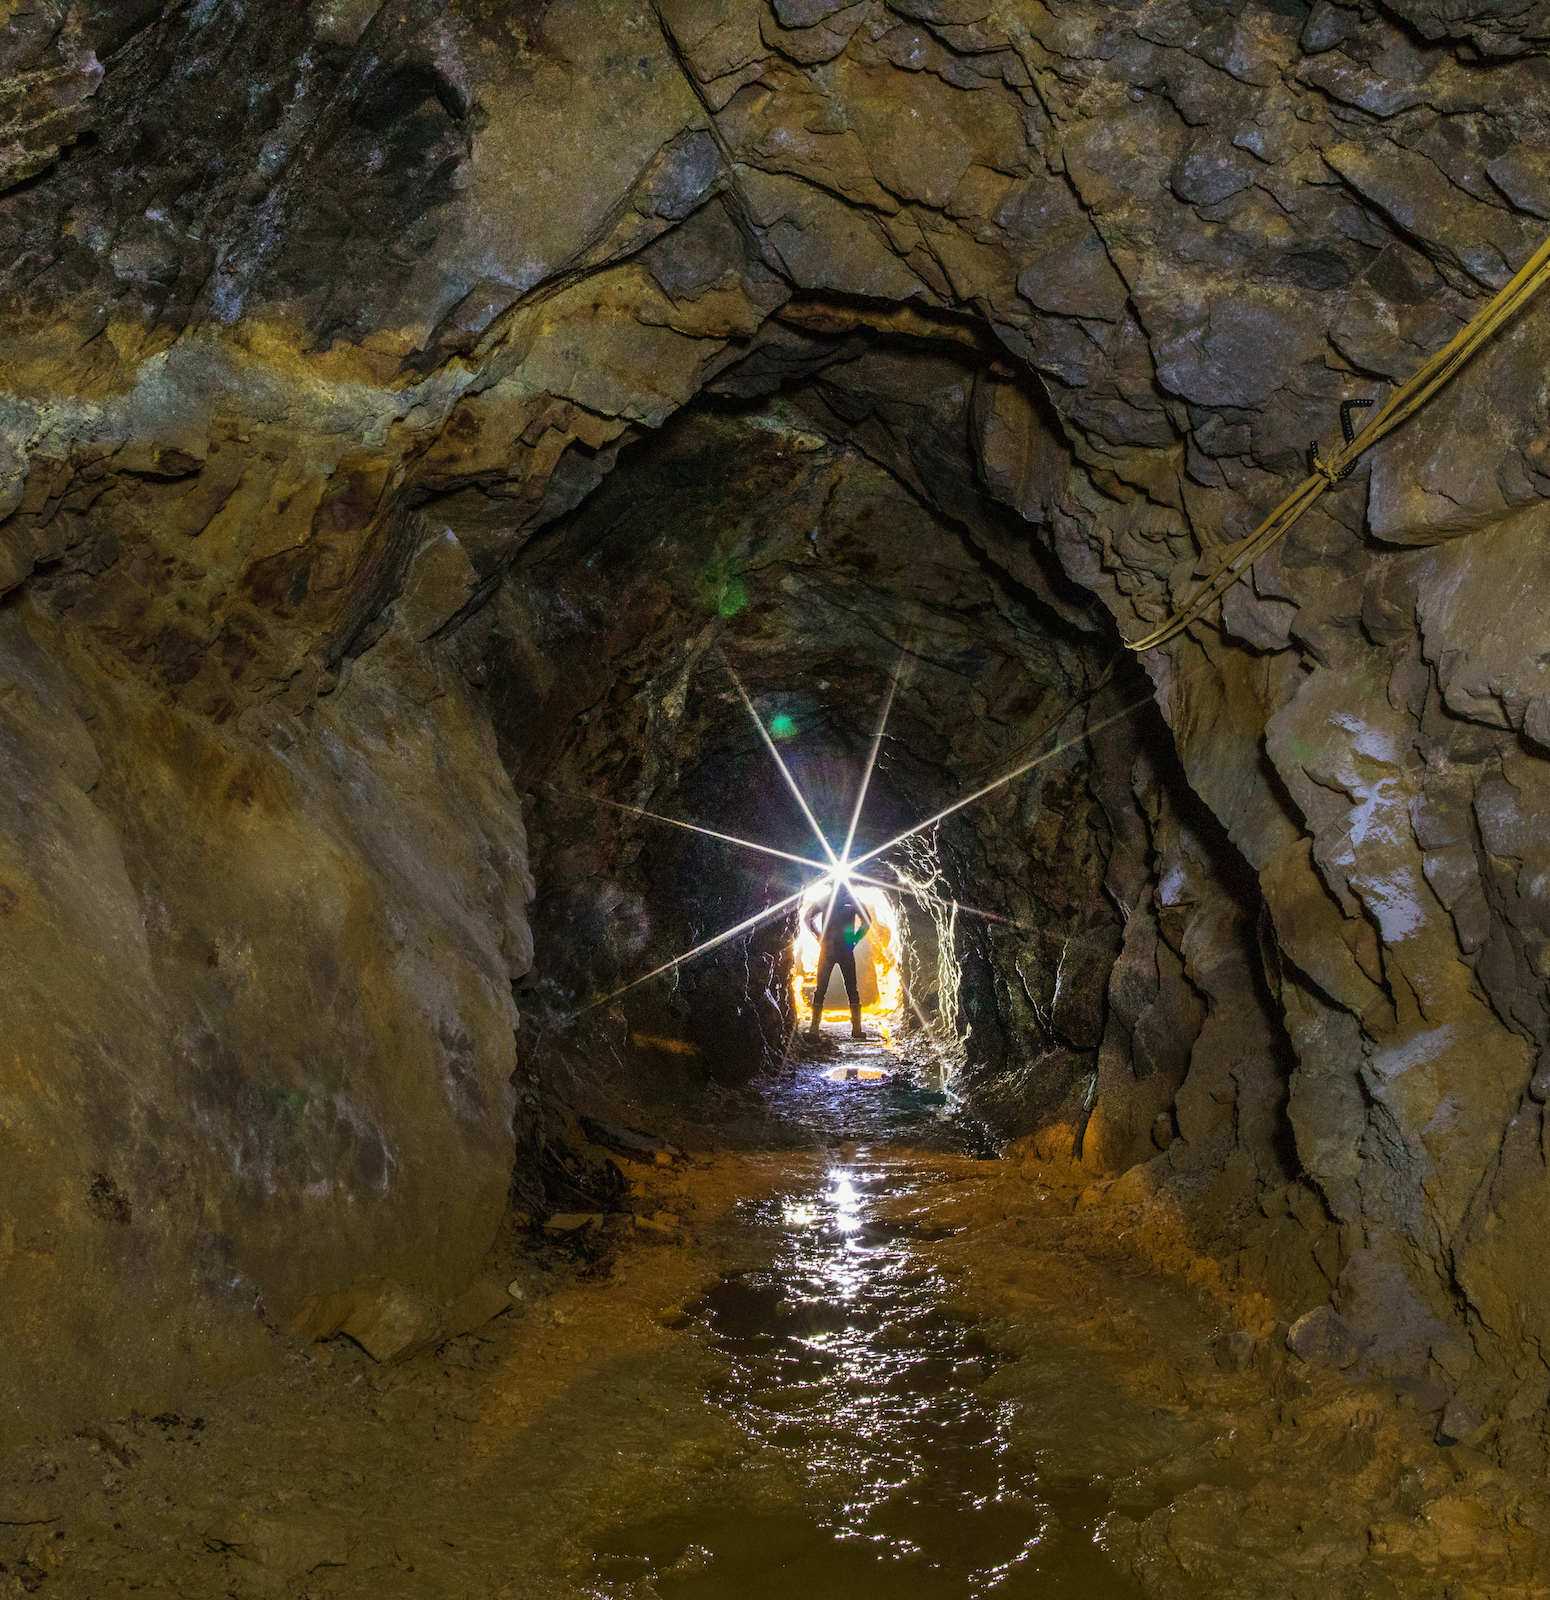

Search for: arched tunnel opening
xmin=478 ymin=363 xmax=1215 ymax=1190
xmin=5 ymin=0 xmax=1550 ymax=1591
xmin=793 ymin=879 xmax=905 ymax=1036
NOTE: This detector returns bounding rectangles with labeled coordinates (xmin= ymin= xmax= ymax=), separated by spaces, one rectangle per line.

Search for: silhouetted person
xmin=806 ymin=884 xmax=872 ymax=1041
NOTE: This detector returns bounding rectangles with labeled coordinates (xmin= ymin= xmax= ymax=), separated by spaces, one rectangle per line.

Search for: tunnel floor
xmin=0 ymin=1038 xmax=1534 ymax=1598
xmin=585 ymin=1148 xmax=1140 ymax=1598
xmin=756 ymin=1021 xmax=991 ymax=1155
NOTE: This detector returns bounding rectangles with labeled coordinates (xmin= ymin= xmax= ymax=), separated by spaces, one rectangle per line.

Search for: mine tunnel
xmin=3 ymin=0 xmax=1550 ymax=1594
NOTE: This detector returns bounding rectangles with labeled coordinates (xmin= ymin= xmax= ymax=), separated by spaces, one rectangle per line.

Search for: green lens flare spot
xmin=769 ymin=713 xmax=797 ymax=740
xmin=717 ymin=578 xmax=749 ymax=618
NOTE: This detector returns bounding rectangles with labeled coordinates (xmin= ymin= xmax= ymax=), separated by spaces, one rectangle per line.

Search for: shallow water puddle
xmin=820 ymin=1063 xmax=892 ymax=1083
xmin=587 ymin=1154 xmax=1142 ymax=1598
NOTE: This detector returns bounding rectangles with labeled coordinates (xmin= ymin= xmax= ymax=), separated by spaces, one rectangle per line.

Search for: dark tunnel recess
xmin=458 ymin=341 xmax=1305 ymax=1317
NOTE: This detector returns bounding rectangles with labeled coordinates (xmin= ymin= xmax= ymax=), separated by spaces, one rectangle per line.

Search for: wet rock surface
xmin=1 ymin=0 xmax=1549 ymax=1517
xmin=1 ymin=1048 xmax=1542 ymax=1598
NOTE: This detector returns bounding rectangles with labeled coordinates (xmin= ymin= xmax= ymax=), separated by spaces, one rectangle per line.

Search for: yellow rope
xmin=1124 ymin=229 xmax=1550 ymax=653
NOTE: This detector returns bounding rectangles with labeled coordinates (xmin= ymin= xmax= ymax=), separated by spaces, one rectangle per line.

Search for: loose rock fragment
xmin=1286 ymin=1307 xmax=1363 ymax=1370
xmin=543 ymin=1212 xmax=606 ymax=1234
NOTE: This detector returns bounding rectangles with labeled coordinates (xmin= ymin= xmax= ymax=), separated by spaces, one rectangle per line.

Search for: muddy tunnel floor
xmin=587 ymin=1149 xmax=1133 ymax=1599
xmin=2 ymin=1034 xmax=1541 ymax=1600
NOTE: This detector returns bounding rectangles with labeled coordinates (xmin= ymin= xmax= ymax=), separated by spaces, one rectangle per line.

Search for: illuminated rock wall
xmin=4 ymin=0 xmax=1550 ymax=1439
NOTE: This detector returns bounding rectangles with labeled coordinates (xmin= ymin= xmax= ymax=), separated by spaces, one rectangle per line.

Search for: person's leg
xmin=810 ymin=953 xmax=836 ymax=1035
xmin=838 ymin=949 xmax=863 ymax=1038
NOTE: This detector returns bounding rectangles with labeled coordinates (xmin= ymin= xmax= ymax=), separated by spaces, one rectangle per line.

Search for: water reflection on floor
xmin=588 ymin=1150 xmax=1141 ymax=1598
xmin=755 ymin=1023 xmax=996 ymax=1155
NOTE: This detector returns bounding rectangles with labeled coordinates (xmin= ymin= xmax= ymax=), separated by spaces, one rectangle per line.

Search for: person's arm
xmin=805 ymin=904 xmax=822 ymax=938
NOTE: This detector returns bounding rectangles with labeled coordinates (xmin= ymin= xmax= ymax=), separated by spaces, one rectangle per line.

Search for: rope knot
xmin=1307 ymin=444 xmax=1350 ymax=487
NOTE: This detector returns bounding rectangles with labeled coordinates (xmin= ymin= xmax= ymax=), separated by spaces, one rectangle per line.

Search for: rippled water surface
xmin=755 ymin=1030 xmax=996 ymax=1154
xmin=589 ymin=1142 xmax=1142 ymax=1598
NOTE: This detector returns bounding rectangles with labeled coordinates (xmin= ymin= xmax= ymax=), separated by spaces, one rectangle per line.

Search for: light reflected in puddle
xmin=825 ymin=1170 xmax=863 ymax=1236
xmin=820 ymin=1064 xmax=892 ymax=1084
xmin=589 ymin=1159 xmax=1140 ymax=1598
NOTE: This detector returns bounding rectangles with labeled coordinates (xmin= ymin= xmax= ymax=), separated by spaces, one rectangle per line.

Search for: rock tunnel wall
xmin=489 ymin=382 xmax=1146 ymax=1124
xmin=4 ymin=0 xmax=1550 ymax=1440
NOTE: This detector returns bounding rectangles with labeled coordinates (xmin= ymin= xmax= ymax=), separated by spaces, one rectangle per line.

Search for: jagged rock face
xmin=5 ymin=0 xmax=1550 ymax=1444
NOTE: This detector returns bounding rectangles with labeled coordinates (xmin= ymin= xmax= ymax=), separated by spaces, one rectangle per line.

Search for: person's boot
xmin=850 ymin=1004 xmax=864 ymax=1041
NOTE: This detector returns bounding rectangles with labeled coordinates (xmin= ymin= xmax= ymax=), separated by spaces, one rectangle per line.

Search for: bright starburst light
xmin=574 ymin=650 xmax=1167 ymax=1018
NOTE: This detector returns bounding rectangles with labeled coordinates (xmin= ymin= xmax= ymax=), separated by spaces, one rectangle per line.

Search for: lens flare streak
xmin=725 ymin=659 xmax=839 ymax=868
xmin=580 ymin=886 xmax=808 ymax=1014
xmin=563 ymin=790 xmax=831 ymax=873
xmin=840 ymin=647 xmax=907 ymax=868
xmin=845 ymin=683 xmax=1168 ymax=879
xmin=576 ymin=660 xmax=1169 ymax=1021
xmin=847 ymin=869 xmax=1027 ymax=931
